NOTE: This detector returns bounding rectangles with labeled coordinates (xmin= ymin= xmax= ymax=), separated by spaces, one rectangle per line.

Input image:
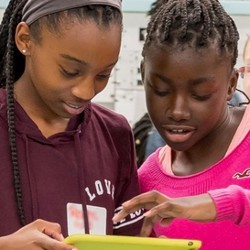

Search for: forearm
xmin=208 ymin=185 xmax=250 ymax=225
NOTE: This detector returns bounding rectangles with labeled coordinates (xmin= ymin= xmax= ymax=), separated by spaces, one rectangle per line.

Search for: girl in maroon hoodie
xmin=0 ymin=0 xmax=143 ymax=249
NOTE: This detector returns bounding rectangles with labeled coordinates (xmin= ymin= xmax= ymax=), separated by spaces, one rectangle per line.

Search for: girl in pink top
xmin=113 ymin=0 xmax=250 ymax=249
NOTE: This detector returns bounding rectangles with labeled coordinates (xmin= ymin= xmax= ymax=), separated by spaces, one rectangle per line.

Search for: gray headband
xmin=22 ymin=0 xmax=122 ymax=25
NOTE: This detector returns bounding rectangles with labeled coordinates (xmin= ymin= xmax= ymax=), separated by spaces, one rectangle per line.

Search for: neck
xmin=172 ymin=106 xmax=245 ymax=176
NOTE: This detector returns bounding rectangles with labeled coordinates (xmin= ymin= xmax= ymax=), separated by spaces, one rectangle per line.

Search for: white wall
xmin=0 ymin=8 xmax=4 ymax=17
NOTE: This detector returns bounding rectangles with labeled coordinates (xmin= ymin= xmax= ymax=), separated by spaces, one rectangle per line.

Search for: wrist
xmin=0 ymin=235 xmax=11 ymax=249
xmin=0 ymin=233 xmax=18 ymax=250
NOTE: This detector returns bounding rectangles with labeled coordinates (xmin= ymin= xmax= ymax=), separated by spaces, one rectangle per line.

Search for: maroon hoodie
xmin=0 ymin=89 xmax=142 ymax=237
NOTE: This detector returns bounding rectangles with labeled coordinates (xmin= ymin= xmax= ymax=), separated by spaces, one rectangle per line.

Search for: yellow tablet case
xmin=64 ymin=234 xmax=202 ymax=250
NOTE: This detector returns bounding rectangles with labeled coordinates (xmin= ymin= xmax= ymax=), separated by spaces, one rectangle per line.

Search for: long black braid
xmin=143 ymin=0 xmax=239 ymax=69
xmin=0 ymin=0 xmax=122 ymax=226
xmin=0 ymin=0 xmax=28 ymax=227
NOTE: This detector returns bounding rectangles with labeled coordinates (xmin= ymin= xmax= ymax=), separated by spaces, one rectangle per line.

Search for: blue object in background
xmin=145 ymin=126 xmax=165 ymax=158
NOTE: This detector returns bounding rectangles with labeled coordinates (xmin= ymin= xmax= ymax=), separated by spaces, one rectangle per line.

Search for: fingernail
xmin=112 ymin=217 xmax=118 ymax=223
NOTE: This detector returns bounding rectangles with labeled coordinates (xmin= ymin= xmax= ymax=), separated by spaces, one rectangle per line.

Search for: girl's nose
xmin=71 ymin=77 xmax=96 ymax=101
xmin=167 ymin=95 xmax=191 ymax=121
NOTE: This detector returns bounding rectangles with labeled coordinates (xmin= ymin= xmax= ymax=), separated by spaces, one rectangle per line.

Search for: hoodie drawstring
xmin=74 ymin=131 xmax=90 ymax=234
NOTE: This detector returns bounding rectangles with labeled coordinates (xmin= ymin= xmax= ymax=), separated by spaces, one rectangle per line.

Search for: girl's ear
xmin=227 ymin=68 xmax=238 ymax=101
xmin=15 ymin=22 xmax=32 ymax=56
xmin=140 ymin=59 xmax=145 ymax=84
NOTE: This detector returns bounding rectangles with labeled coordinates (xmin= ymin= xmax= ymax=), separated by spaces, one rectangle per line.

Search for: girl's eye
xmin=97 ymin=73 xmax=111 ymax=80
xmin=192 ymin=94 xmax=211 ymax=101
xmin=154 ymin=89 xmax=170 ymax=96
xmin=148 ymin=82 xmax=170 ymax=96
xmin=60 ymin=66 xmax=80 ymax=78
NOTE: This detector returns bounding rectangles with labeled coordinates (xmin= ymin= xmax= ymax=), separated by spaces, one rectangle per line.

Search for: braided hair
xmin=143 ymin=0 xmax=239 ymax=69
xmin=0 ymin=0 xmax=122 ymax=226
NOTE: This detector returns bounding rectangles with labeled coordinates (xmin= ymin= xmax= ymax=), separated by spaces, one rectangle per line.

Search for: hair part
xmin=0 ymin=0 xmax=122 ymax=226
xmin=143 ymin=0 xmax=239 ymax=68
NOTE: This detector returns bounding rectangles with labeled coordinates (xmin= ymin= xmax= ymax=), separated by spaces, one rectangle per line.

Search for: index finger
xmin=113 ymin=190 xmax=168 ymax=223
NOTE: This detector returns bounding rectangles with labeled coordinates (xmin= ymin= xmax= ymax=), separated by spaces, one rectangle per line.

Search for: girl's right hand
xmin=0 ymin=219 xmax=76 ymax=250
xmin=113 ymin=190 xmax=216 ymax=237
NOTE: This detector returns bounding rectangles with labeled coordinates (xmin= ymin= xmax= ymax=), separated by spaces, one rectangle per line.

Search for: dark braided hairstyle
xmin=0 ymin=0 xmax=122 ymax=227
xmin=143 ymin=0 xmax=239 ymax=69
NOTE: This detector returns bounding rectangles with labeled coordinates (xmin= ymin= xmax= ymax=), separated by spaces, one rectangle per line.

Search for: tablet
xmin=64 ymin=234 xmax=202 ymax=250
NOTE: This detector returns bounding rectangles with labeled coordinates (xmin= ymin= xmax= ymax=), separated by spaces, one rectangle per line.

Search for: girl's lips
xmin=63 ymin=102 xmax=86 ymax=116
xmin=165 ymin=129 xmax=194 ymax=143
xmin=163 ymin=126 xmax=196 ymax=143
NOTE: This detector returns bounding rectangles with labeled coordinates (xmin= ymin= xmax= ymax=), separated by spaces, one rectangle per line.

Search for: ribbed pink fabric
xmin=139 ymin=128 xmax=250 ymax=249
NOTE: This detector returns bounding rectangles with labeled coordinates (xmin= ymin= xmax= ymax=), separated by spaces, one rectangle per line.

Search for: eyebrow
xmin=189 ymin=77 xmax=216 ymax=85
xmin=60 ymin=54 xmax=88 ymax=65
xmin=60 ymin=54 xmax=118 ymax=68
xmin=155 ymin=73 xmax=215 ymax=85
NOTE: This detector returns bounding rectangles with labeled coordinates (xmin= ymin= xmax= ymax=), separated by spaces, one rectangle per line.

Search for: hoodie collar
xmin=0 ymin=89 xmax=92 ymax=143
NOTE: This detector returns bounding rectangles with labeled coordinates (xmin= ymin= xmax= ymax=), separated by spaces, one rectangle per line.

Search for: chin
xmin=168 ymin=142 xmax=193 ymax=152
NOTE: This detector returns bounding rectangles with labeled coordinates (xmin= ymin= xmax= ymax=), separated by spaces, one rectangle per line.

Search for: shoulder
xmin=87 ymin=103 xmax=134 ymax=153
xmin=0 ymin=89 xmax=7 ymax=126
xmin=139 ymin=148 xmax=162 ymax=173
xmin=90 ymin=102 xmax=131 ymax=131
xmin=0 ymin=88 xmax=6 ymax=109
xmin=138 ymin=150 xmax=163 ymax=191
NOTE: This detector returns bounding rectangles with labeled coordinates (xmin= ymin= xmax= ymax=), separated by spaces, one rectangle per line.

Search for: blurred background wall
xmin=1 ymin=0 xmax=250 ymax=126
